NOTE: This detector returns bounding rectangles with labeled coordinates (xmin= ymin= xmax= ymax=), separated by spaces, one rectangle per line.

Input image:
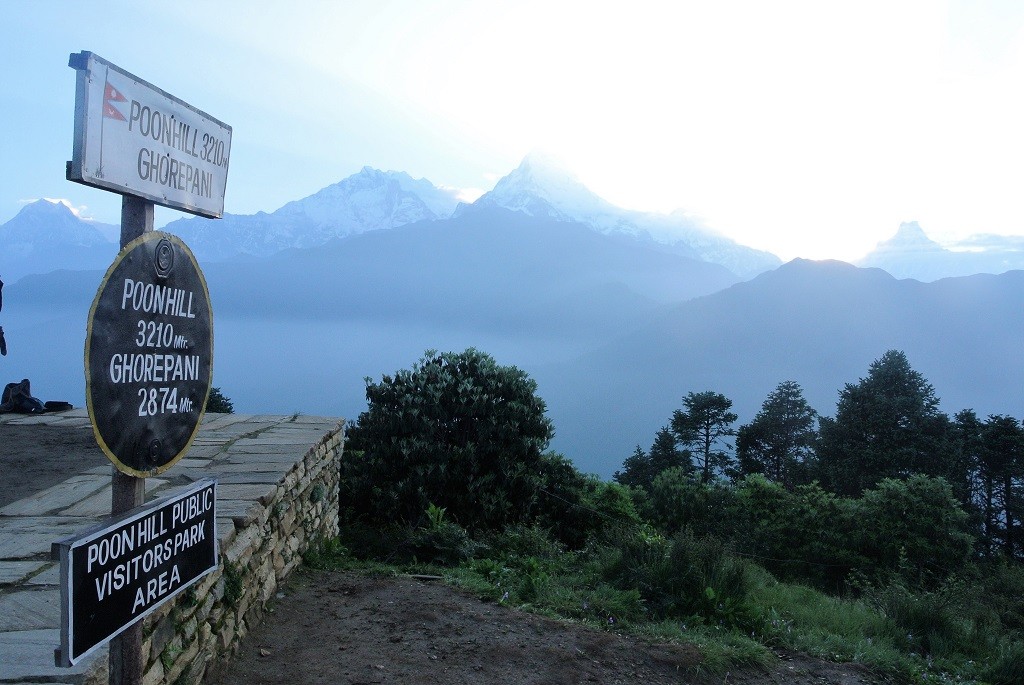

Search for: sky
xmin=3 ymin=0 xmax=1024 ymax=262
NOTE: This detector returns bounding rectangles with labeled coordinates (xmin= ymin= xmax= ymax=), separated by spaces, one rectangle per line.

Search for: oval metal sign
xmin=85 ymin=231 xmax=213 ymax=476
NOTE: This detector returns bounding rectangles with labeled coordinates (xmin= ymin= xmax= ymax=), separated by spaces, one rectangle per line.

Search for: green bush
xmin=411 ymin=520 xmax=477 ymax=566
xmin=731 ymin=475 xmax=863 ymax=591
xmin=644 ymin=467 xmax=736 ymax=538
xmin=974 ymin=557 xmax=1024 ymax=632
xmin=979 ymin=639 xmax=1024 ymax=685
xmin=343 ymin=349 xmax=554 ymax=532
xmin=666 ymin=531 xmax=752 ymax=628
xmin=482 ymin=524 xmax=566 ymax=564
xmin=595 ymin=526 xmax=752 ymax=627
xmin=856 ymin=475 xmax=974 ymax=586
xmin=867 ymin=581 xmax=972 ymax=658
xmin=205 ymin=386 xmax=233 ymax=413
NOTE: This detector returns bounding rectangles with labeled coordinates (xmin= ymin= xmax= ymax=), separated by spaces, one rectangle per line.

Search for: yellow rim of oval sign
xmin=84 ymin=231 xmax=213 ymax=477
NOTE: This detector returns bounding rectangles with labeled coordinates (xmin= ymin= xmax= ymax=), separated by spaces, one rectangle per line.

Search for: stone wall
xmin=130 ymin=424 xmax=343 ymax=685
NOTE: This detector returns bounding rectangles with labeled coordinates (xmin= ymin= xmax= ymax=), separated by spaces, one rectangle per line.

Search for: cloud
xmin=442 ymin=186 xmax=485 ymax=204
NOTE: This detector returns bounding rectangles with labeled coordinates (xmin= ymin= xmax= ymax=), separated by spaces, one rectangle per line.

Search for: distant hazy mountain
xmin=537 ymin=259 xmax=1024 ymax=474
xmin=6 ymin=220 xmax=1021 ymax=478
xmin=204 ymin=206 xmax=740 ymax=334
xmin=467 ymin=154 xmax=782 ymax=277
xmin=0 ymin=200 xmax=117 ymax=282
xmin=859 ymin=221 xmax=1024 ymax=281
xmin=1 ymin=206 xmax=740 ymax=461
xmin=162 ymin=167 xmax=462 ymax=261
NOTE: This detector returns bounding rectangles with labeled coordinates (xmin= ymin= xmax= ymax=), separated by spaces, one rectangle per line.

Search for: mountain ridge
xmin=858 ymin=221 xmax=1024 ymax=281
xmin=468 ymin=154 xmax=781 ymax=277
xmin=4 ymin=250 xmax=1021 ymax=477
xmin=0 ymin=200 xmax=118 ymax=282
xmin=535 ymin=259 xmax=1024 ymax=473
xmin=2 ymin=157 xmax=781 ymax=281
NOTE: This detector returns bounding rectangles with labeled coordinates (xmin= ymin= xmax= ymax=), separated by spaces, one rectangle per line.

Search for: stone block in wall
xmin=142 ymin=657 xmax=164 ymax=685
xmin=149 ymin=612 xmax=176 ymax=664
xmin=163 ymin=639 xmax=199 ymax=684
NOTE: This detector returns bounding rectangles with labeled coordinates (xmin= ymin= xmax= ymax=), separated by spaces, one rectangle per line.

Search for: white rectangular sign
xmin=67 ymin=51 xmax=232 ymax=218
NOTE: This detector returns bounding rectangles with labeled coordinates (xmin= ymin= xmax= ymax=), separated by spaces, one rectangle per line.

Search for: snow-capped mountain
xmin=858 ymin=221 xmax=1024 ymax=281
xmin=466 ymin=153 xmax=781 ymax=277
xmin=4 ymin=161 xmax=781 ymax=278
xmin=274 ymin=166 xmax=461 ymax=231
xmin=0 ymin=200 xmax=117 ymax=282
xmin=163 ymin=167 xmax=462 ymax=261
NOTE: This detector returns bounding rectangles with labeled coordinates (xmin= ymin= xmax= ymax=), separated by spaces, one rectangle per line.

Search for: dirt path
xmin=212 ymin=570 xmax=885 ymax=685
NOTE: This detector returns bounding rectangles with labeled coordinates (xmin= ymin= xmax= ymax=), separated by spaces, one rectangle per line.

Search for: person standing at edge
xmin=0 ymin=274 xmax=7 ymax=356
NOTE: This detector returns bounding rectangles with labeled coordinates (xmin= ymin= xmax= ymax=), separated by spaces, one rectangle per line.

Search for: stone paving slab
xmin=183 ymin=444 xmax=224 ymax=459
xmin=26 ymin=564 xmax=60 ymax=586
xmin=0 ymin=475 xmax=110 ymax=517
xmin=224 ymin=444 xmax=306 ymax=455
xmin=0 ymin=588 xmax=60 ymax=630
xmin=0 ymin=561 xmax=46 ymax=585
xmin=234 ymin=429 xmax=333 ymax=441
xmin=215 ymin=472 xmax=286 ymax=485
xmin=1 ymin=414 xmax=70 ymax=425
xmin=218 ymin=500 xmax=265 ymax=526
xmin=54 ymin=485 xmax=114 ymax=519
xmin=57 ymin=478 xmax=169 ymax=517
xmin=0 ymin=628 xmax=101 ymax=682
xmin=0 ymin=517 xmax=103 ymax=560
xmin=212 ymin=462 xmax=306 ymax=474
xmin=175 ymin=458 xmax=211 ymax=468
xmin=223 ymin=451 xmax=307 ymax=464
xmin=217 ymin=484 xmax=278 ymax=503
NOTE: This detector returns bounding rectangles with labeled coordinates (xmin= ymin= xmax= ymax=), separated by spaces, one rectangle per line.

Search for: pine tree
xmin=736 ymin=380 xmax=817 ymax=487
xmin=671 ymin=391 xmax=737 ymax=483
xmin=816 ymin=350 xmax=950 ymax=496
xmin=614 ymin=445 xmax=652 ymax=489
xmin=649 ymin=426 xmax=689 ymax=477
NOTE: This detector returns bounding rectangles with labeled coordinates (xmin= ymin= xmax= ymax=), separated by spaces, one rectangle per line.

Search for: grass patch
xmin=309 ymin=526 xmax=1006 ymax=683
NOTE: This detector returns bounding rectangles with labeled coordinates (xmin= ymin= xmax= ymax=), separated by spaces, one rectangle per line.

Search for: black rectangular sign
xmin=52 ymin=479 xmax=218 ymax=666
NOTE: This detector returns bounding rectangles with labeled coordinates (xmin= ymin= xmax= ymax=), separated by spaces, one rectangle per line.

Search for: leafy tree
xmin=736 ymin=381 xmax=817 ymax=487
xmin=816 ymin=350 xmax=950 ymax=496
xmin=949 ymin=409 xmax=985 ymax=522
xmin=671 ymin=391 xmax=737 ymax=483
xmin=343 ymin=349 xmax=554 ymax=531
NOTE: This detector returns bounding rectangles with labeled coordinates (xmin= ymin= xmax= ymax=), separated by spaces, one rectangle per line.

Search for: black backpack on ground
xmin=0 ymin=379 xmax=45 ymax=414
